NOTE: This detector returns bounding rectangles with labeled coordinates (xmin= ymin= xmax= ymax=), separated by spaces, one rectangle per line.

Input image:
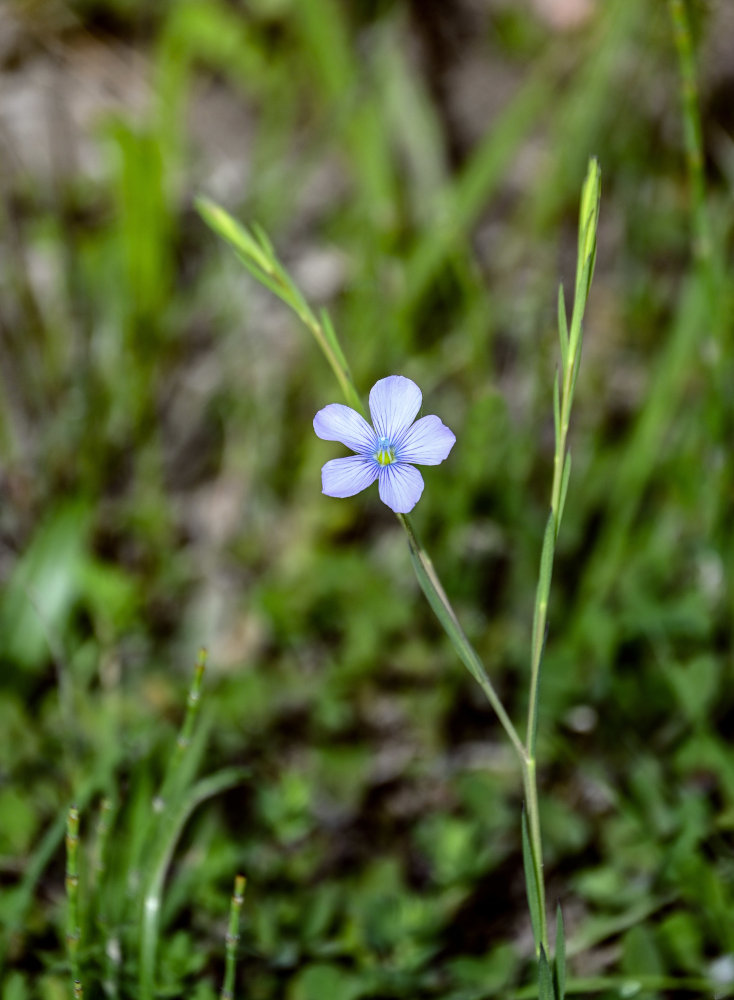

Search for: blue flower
xmin=313 ymin=375 xmax=456 ymax=513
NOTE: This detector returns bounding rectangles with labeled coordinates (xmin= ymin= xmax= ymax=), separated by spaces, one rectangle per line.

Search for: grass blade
xmin=522 ymin=809 xmax=542 ymax=955
xmin=538 ymin=946 xmax=555 ymax=1000
xmin=139 ymin=767 xmax=250 ymax=1000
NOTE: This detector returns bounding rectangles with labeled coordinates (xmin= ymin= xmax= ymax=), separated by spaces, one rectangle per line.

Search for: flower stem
xmin=399 ymin=513 xmax=525 ymax=762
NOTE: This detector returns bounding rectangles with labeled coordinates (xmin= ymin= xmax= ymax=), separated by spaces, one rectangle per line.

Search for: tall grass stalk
xmin=523 ymin=160 xmax=601 ymax=955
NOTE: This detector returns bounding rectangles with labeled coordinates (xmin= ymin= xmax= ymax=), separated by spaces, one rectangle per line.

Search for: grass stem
xmin=221 ymin=874 xmax=247 ymax=1000
xmin=523 ymin=159 xmax=601 ymax=960
xmin=65 ymin=805 xmax=81 ymax=991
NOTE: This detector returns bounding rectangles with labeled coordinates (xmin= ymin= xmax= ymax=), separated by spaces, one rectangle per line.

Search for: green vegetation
xmin=1 ymin=1 xmax=733 ymax=997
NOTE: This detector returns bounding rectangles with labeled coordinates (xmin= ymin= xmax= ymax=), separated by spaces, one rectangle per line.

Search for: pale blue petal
xmin=369 ymin=376 xmax=422 ymax=442
xmin=395 ymin=415 xmax=456 ymax=466
xmin=321 ymin=456 xmax=378 ymax=498
xmin=377 ymin=463 xmax=424 ymax=513
xmin=314 ymin=404 xmax=377 ymax=455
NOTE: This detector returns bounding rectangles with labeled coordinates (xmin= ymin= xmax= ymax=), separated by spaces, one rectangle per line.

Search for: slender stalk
xmin=523 ymin=159 xmax=601 ymax=959
xmin=175 ymin=647 xmax=207 ymax=759
xmin=221 ymin=874 xmax=247 ymax=1000
xmin=65 ymin=805 xmax=81 ymax=992
xmin=139 ymin=767 xmax=249 ymax=1000
xmin=521 ymin=758 xmax=547 ymax=952
xmin=157 ymin=648 xmax=207 ymax=808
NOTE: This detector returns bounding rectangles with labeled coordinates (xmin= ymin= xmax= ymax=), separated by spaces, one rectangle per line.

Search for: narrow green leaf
xmin=530 ymin=512 xmax=555 ymax=670
xmin=554 ymin=905 xmax=566 ymax=1000
xmin=407 ymin=543 xmax=495 ymax=689
xmin=568 ymin=329 xmax=584 ymax=398
xmin=400 ymin=516 xmax=524 ymax=760
xmin=320 ymin=310 xmax=353 ymax=382
xmin=271 ymin=261 xmax=312 ymax=322
xmin=575 ymin=219 xmax=597 ymax=306
xmin=252 ymin=221 xmax=276 ymax=256
xmin=557 ymin=452 xmax=572 ymax=531
xmin=139 ymin=766 xmax=250 ymax=1000
xmin=234 ymin=255 xmax=289 ymax=304
xmin=568 ymin=263 xmax=590 ymax=364
xmin=528 ymin=657 xmax=543 ymax=758
xmin=557 ymin=285 xmax=569 ymax=371
xmin=552 ymin=370 xmax=561 ymax=444
xmin=576 ymin=158 xmax=601 ymax=292
xmin=538 ymin=946 xmax=555 ymax=1000
xmin=522 ymin=809 xmax=542 ymax=953
xmin=195 ymin=197 xmax=271 ymax=273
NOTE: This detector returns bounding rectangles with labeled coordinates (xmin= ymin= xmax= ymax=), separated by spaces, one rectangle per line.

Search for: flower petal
xmin=377 ymin=463 xmax=424 ymax=513
xmin=395 ymin=415 xmax=456 ymax=466
xmin=321 ymin=456 xmax=378 ymax=498
xmin=313 ymin=404 xmax=377 ymax=455
xmin=369 ymin=376 xmax=422 ymax=442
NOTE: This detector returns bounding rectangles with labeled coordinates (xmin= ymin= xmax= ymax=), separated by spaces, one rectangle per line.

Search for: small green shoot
xmin=65 ymin=805 xmax=82 ymax=992
xmin=221 ymin=874 xmax=247 ymax=1000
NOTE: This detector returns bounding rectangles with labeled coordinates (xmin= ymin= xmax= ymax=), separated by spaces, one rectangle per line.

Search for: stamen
xmin=375 ymin=436 xmax=396 ymax=466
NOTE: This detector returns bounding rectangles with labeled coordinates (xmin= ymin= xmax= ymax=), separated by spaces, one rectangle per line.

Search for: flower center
xmin=374 ymin=436 xmax=396 ymax=466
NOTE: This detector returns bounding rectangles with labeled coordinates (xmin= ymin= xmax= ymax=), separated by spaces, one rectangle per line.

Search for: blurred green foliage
xmin=1 ymin=0 xmax=733 ymax=996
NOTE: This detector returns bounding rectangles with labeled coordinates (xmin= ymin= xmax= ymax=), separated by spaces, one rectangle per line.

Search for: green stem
xmin=399 ymin=513 xmax=525 ymax=762
xmin=65 ymin=806 xmax=81 ymax=992
xmin=522 ymin=757 xmax=548 ymax=954
xmin=157 ymin=648 xmax=207 ymax=809
xmin=221 ymin=874 xmax=247 ymax=1000
xmin=524 ymin=158 xmax=601 ymax=959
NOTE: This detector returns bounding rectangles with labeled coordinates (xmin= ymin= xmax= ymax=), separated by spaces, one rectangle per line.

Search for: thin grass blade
xmin=221 ymin=874 xmax=247 ymax=1000
xmin=522 ymin=809 xmax=542 ymax=955
xmin=139 ymin=767 xmax=250 ymax=1000
xmin=538 ymin=946 xmax=555 ymax=1000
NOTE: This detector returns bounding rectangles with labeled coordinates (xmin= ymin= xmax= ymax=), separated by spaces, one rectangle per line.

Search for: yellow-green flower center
xmin=375 ymin=437 xmax=396 ymax=466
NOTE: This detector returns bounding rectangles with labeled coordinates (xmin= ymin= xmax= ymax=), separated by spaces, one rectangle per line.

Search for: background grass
xmin=1 ymin=0 xmax=733 ymax=997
